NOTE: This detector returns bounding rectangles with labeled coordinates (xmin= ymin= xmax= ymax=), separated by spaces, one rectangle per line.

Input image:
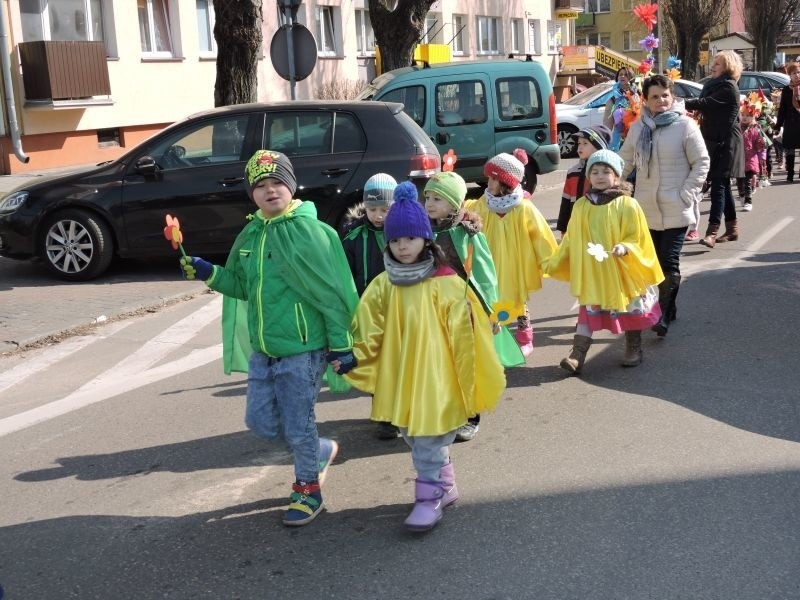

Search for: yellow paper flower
xmin=492 ymin=301 xmax=525 ymax=325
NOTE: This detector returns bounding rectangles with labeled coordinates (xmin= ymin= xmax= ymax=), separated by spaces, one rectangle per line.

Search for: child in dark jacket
xmin=341 ymin=173 xmax=398 ymax=440
xmin=556 ymin=125 xmax=611 ymax=238
xmin=341 ymin=173 xmax=397 ymax=296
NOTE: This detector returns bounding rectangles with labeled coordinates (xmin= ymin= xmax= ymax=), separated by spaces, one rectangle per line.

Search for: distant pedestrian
xmin=336 ymin=182 xmax=506 ymax=532
xmin=544 ymin=150 xmax=664 ymax=372
xmin=775 ymin=61 xmax=800 ymax=183
xmin=685 ymin=50 xmax=745 ymax=249
xmin=180 ymin=149 xmax=359 ymax=527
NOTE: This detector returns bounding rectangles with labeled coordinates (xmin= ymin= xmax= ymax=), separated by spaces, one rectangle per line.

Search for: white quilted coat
xmin=619 ymin=111 xmax=709 ymax=231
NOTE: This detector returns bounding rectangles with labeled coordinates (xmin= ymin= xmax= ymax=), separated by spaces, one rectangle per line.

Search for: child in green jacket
xmin=181 ymin=149 xmax=359 ymax=527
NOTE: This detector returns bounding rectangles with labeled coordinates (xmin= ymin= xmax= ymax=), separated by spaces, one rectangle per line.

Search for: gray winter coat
xmin=619 ymin=105 xmax=709 ymax=231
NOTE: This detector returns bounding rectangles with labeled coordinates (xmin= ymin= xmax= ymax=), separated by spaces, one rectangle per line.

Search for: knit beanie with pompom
xmin=383 ymin=181 xmax=434 ymax=241
xmin=483 ymin=148 xmax=528 ymax=189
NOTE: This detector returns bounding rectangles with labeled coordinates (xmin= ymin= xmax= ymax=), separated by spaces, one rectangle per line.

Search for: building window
xmin=196 ymin=0 xmax=216 ymax=55
xmin=355 ymin=9 xmax=374 ymax=55
xmin=578 ymin=32 xmax=611 ymax=47
xmin=547 ymin=21 xmax=562 ymax=54
xmin=315 ymin=6 xmax=338 ymax=56
xmin=138 ymin=0 xmax=173 ymax=56
xmin=528 ymin=20 xmax=541 ymax=55
xmin=21 ymin=0 xmax=105 ymax=42
xmin=510 ymin=19 xmax=523 ymax=54
xmin=451 ymin=14 xmax=467 ymax=55
xmin=422 ymin=13 xmax=443 ymax=44
xmin=477 ymin=16 xmax=501 ymax=54
xmin=585 ymin=0 xmax=611 ymax=13
xmin=622 ymin=30 xmax=636 ymax=51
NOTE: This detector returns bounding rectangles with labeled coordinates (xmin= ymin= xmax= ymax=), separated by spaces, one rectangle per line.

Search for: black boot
xmin=651 ymin=272 xmax=681 ymax=337
xmin=787 ymin=153 xmax=795 ymax=183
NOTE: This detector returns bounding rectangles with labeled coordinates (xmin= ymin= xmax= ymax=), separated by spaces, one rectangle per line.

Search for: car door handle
xmin=218 ymin=177 xmax=244 ymax=187
xmin=322 ymin=168 xmax=349 ymax=177
xmin=436 ymin=132 xmax=450 ymax=144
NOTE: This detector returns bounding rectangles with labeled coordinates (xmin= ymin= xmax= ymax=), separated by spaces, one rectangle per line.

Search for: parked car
xmin=0 ymin=101 xmax=440 ymax=281
xmin=698 ymin=71 xmax=789 ymax=95
xmin=555 ymin=79 xmax=704 ymax=157
xmin=358 ymin=59 xmax=560 ymax=192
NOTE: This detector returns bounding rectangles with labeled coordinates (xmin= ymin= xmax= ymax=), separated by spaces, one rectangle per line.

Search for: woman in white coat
xmin=619 ymin=74 xmax=709 ymax=337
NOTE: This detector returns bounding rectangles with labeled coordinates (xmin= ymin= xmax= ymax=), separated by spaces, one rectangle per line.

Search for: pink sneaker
xmin=685 ymin=230 xmax=699 ymax=241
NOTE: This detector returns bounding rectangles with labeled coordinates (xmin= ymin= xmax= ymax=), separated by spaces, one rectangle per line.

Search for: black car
xmin=0 ymin=101 xmax=440 ymax=281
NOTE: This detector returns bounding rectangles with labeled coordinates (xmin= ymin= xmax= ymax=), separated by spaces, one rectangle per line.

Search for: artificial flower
xmin=638 ymin=59 xmax=652 ymax=75
xmin=587 ymin=242 xmax=609 ymax=262
xmin=639 ymin=33 xmax=659 ymax=53
xmin=667 ymin=55 xmax=681 ymax=70
xmin=666 ymin=68 xmax=681 ymax=81
xmin=163 ymin=214 xmax=183 ymax=250
xmin=633 ymin=3 xmax=658 ymax=32
xmin=492 ymin=301 xmax=525 ymax=326
xmin=442 ymin=148 xmax=458 ymax=172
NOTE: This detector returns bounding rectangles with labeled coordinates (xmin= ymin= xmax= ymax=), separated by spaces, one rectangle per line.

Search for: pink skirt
xmin=578 ymin=304 xmax=662 ymax=334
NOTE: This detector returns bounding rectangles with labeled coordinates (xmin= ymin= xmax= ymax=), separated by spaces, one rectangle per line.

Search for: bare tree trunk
xmin=213 ymin=0 xmax=263 ymax=107
xmin=742 ymin=0 xmax=800 ymax=71
xmin=662 ymin=0 xmax=727 ymax=81
xmin=368 ymin=0 xmax=437 ymax=73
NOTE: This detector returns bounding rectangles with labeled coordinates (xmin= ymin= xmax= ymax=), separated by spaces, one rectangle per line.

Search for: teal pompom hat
xmin=383 ymin=181 xmax=434 ymax=241
xmin=586 ymin=149 xmax=624 ymax=178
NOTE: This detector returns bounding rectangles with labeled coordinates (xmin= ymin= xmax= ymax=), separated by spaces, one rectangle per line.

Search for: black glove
xmin=326 ymin=350 xmax=357 ymax=375
xmin=180 ymin=256 xmax=213 ymax=281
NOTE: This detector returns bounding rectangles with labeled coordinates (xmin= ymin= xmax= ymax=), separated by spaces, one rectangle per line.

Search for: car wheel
xmin=558 ymin=125 xmax=578 ymax=158
xmin=522 ymin=158 xmax=538 ymax=194
xmin=39 ymin=209 xmax=114 ymax=281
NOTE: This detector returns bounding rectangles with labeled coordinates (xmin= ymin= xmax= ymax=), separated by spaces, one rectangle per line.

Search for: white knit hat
xmin=484 ymin=148 xmax=528 ymax=189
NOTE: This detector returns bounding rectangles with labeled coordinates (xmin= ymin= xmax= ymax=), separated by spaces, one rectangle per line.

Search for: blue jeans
xmin=245 ymin=350 xmax=326 ymax=482
xmin=649 ymin=227 xmax=687 ymax=275
xmin=399 ymin=429 xmax=458 ymax=482
xmin=708 ymin=177 xmax=737 ymax=227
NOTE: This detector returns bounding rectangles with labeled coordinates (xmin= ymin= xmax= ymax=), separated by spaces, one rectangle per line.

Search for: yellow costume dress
xmin=343 ymin=269 xmax=506 ymax=437
xmin=463 ymin=196 xmax=557 ymax=307
xmin=544 ymin=194 xmax=664 ymax=311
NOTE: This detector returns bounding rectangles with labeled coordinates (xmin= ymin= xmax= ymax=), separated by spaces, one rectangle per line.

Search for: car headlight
xmin=0 ymin=191 xmax=29 ymax=213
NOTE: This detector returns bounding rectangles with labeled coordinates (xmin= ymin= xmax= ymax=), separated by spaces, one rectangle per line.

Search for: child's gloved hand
xmin=611 ymin=244 xmax=628 ymax=257
xmin=327 ymin=350 xmax=357 ymax=375
xmin=180 ymin=256 xmax=213 ymax=281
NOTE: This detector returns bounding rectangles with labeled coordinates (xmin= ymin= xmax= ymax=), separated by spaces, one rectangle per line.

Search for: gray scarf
xmin=384 ymin=250 xmax=436 ymax=286
xmin=634 ymin=101 xmax=684 ymax=177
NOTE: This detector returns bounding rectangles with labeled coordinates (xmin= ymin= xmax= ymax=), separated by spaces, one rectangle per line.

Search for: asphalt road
xmin=1 ymin=173 xmax=799 ymax=598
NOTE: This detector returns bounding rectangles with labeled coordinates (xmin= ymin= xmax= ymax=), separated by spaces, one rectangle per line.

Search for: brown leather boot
xmin=716 ymin=219 xmax=739 ymax=243
xmin=560 ymin=334 xmax=592 ymax=375
xmin=621 ymin=330 xmax=642 ymax=367
xmin=699 ymin=222 xmax=720 ymax=248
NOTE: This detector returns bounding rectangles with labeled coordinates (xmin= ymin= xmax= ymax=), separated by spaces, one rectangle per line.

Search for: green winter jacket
xmin=206 ymin=200 xmax=359 ymax=373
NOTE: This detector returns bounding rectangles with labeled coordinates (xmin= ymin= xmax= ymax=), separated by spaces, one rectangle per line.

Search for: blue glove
xmin=326 ymin=350 xmax=357 ymax=375
xmin=180 ymin=256 xmax=214 ymax=281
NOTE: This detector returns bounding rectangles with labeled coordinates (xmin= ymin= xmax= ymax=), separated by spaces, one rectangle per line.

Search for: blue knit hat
xmin=586 ymin=149 xmax=624 ymax=177
xmin=383 ymin=181 xmax=433 ymax=241
xmin=363 ymin=173 xmax=397 ymax=207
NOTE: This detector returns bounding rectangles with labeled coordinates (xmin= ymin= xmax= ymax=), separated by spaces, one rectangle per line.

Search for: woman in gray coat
xmin=685 ymin=50 xmax=745 ymax=248
xmin=620 ymin=75 xmax=709 ymax=337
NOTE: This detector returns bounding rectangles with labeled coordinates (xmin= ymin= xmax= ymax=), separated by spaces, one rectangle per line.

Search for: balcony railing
xmin=18 ymin=41 xmax=111 ymax=102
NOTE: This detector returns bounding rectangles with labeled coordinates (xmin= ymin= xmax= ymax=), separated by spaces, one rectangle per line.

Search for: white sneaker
xmin=743 ymin=202 xmax=753 ymax=212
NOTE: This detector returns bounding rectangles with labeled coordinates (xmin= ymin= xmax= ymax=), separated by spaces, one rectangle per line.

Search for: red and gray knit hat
xmin=245 ymin=149 xmax=297 ymax=197
xmin=483 ymin=148 xmax=528 ymax=189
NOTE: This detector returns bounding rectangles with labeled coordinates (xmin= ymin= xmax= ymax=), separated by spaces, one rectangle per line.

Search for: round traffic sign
xmin=270 ymin=23 xmax=317 ymax=82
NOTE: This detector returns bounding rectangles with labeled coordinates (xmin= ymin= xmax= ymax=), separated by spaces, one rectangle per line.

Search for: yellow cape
xmin=543 ymin=195 xmax=664 ymax=310
xmin=343 ymin=271 xmax=506 ymax=436
xmin=463 ymin=197 xmax=557 ymax=306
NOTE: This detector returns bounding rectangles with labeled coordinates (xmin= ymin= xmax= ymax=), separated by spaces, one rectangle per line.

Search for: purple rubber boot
xmin=439 ymin=462 xmax=459 ymax=508
xmin=404 ymin=480 xmax=444 ymax=531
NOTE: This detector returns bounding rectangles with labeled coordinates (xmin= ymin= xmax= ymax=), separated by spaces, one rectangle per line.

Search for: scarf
xmin=633 ymin=103 xmax=684 ymax=177
xmin=485 ymin=185 xmax=524 ymax=213
xmin=383 ymin=250 xmax=436 ymax=286
xmin=586 ymin=187 xmax=626 ymax=205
